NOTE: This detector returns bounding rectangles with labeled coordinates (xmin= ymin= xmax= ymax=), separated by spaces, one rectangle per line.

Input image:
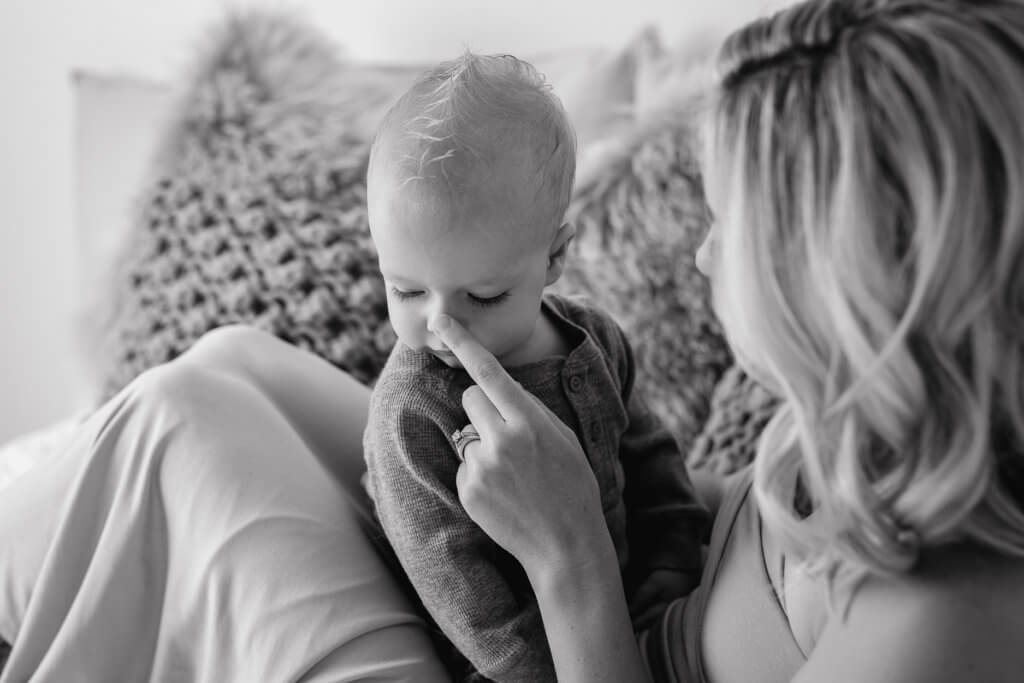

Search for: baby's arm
xmin=613 ymin=333 xmax=711 ymax=623
xmin=365 ymin=387 xmax=557 ymax=683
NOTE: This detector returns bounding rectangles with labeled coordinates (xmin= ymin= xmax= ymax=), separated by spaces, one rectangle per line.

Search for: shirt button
xmin=590 ymin=423 xmax=602 ymax=441
xmin=568 ymin=375 xmax=584 ymax=392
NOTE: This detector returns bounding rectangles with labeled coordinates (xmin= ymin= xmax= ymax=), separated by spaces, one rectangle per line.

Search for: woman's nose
xmin=696 ymin=230 xmax=715 ymax=277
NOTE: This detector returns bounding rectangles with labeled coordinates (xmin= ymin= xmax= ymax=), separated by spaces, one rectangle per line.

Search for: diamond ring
xmin=451 ymin=424 xmax=481 ymax=461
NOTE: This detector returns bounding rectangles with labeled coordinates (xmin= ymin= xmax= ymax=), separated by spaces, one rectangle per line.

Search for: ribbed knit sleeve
xmin=564 ymin=295 xmax=711 ymax=578
xmin=620 ymin=376 xmax=710 ymax=574
xmin=364 ymin=362 xmax=556 ymax=683
xmin=615 ymin=329 xmax=711 ymax=576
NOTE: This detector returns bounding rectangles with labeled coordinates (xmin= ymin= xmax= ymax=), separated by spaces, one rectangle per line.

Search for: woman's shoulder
xmin=882 ymin=544 xmax=1024 ymax=650
xmin=795 ymin=545 xmax=1024 ymax=682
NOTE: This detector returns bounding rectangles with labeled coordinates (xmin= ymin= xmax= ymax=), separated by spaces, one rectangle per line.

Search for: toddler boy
xmin=362 ymin=51 xmax=709 ymax=683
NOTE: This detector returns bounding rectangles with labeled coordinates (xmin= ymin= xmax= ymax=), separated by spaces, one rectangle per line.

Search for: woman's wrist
xmin=527 ymin=525 xmax=651 ymax=683
xmin=527 ymin=520 xmax=619 ymax=598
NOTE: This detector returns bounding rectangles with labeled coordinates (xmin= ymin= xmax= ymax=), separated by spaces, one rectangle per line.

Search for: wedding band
xmin=451 ymin=424 xmax=481 ymax=461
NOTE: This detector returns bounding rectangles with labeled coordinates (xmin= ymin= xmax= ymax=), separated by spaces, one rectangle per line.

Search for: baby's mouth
xmin=428 ymin=347 xmax=459 ymax=364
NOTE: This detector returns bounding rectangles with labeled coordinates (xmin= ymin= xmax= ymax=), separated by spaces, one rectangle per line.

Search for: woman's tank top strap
xmin=639 ymin=467 xmax=806 ymax=682
xmin=639 ymin=467 xmax=758 ymax=682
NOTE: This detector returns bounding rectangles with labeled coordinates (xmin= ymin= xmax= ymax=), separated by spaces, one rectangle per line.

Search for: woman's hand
xmin=430 ymin=314 xmax=609 ymax=578
xmin=433 ymin=314 xmax=651 ymax=682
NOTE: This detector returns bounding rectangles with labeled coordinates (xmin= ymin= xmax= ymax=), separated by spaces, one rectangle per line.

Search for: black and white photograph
xmin=2 ymin=1 xmax=1023 ymax=681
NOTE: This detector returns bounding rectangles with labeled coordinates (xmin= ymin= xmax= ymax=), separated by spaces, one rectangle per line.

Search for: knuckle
xmin=474 ymin=358 xmax=505 ymax=384
xmin=460 ymin=470 xmax=486 ymax=502
xmin=500 ymin=426 xmax=531 ymax=455
xmin=460 ymin=388 xmax=487 ymax=416
xmin=461 ymin=439 xmax=483 ymax=462
xmin=505 ymin=422 xmax=526 ymax=442
xmin=458 ymin=482 xmax=478 ymax=510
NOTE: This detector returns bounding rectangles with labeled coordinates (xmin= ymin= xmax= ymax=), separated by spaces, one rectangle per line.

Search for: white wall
xmin=0 ymin=0 xmax=787 ymax=443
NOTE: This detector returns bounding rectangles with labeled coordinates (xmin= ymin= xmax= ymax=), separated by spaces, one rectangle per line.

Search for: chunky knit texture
xmin=685 ymin=365 xmax=780 ymax=475
xmin=88 ymin=10 xmax=765 ymax=473
xmin=91 ymin=12 xmax=400 ymax=396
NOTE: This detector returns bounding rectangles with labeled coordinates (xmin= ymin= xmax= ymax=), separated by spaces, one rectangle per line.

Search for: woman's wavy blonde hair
xmin=703 ymin=0 xmax=1024 ymax=590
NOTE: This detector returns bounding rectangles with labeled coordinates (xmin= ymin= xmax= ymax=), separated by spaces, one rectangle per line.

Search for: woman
xmin=3 ymin=0 xmax=1024 ymax=680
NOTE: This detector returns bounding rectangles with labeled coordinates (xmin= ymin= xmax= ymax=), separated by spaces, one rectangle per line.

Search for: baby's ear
xmin=545 ymin=222 xmax=576 ymax=285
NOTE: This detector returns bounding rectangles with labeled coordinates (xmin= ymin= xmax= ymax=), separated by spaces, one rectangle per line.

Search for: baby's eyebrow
xmin=379 ymin=271 xmax=416 ymax=285
xmin=467 ymin=275 xmax=507 ymax=287
xmin=380 ymin=268 xmax=519 ymax=290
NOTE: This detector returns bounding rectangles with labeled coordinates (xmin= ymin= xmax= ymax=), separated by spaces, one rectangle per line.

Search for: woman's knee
xmin=127 ymin=325 xmax=267 ymax=402
xmin=178 ymin=324 xmax=269 ymax=373
xmin=129 ymin=357 xmax=225 ymax=408
xmin=125 ymin=360 xmax=311 ymax=510
xmin=124 ymin=352 xmax=250 ymax=428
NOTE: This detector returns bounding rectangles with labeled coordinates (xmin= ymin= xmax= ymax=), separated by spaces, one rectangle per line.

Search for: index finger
xmin=430 ymin=314 xmax=531 ymax=419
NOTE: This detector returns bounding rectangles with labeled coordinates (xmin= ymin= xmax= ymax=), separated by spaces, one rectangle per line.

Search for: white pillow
xmin=0 ymin=413 xmax=87 ymax=491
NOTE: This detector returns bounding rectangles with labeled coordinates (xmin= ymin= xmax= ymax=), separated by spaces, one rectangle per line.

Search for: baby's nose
xmin=426 ymin=299 xmax=459 ymax=335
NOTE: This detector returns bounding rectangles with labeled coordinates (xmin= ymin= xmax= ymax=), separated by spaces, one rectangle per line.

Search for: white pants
xmin=0 ymin=360 xmax=449 ymax=682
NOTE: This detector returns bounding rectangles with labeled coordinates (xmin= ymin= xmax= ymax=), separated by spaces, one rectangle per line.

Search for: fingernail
xmin=431 ymin=314 xmax=452 ymax=334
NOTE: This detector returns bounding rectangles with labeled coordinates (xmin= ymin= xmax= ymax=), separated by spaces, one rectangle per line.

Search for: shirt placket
xmin=563 ymin=356 xmax=616 ymax=507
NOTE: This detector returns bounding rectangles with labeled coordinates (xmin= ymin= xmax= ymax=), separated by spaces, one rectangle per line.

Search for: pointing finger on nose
xmin=430 ymin=314 xmax=531 ymax=419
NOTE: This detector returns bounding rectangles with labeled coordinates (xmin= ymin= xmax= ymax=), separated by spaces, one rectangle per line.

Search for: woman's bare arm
xmin=793 ymin=548 xmax=1024 ymax=683
xmin=527 ymin=521 xmax=652 ymax=683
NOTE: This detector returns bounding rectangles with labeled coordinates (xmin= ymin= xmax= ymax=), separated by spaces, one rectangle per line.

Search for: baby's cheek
xmin=487 ymin=309 xmax=537 ymax=354
xmin=388 ymin=310 xmax=423 ymax=348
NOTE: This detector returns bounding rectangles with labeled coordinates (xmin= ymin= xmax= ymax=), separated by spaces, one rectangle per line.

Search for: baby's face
xmin=368 ymin=171 xmax=555 ymax=369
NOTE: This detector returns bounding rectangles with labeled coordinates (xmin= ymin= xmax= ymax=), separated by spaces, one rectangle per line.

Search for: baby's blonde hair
xmin=369 ymin=51 xmax=576 ymax=231
xmin=704 ymin=0 xmax=1024 ymax=591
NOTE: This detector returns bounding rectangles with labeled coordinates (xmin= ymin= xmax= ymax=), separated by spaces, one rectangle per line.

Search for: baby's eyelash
xmin=468 ymin=292 xmax=509 ymax=308
xmin=389 ymin=287 xmax=423 ymax=301
xmin=388 ymin=287 xmax=508 ymax=307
